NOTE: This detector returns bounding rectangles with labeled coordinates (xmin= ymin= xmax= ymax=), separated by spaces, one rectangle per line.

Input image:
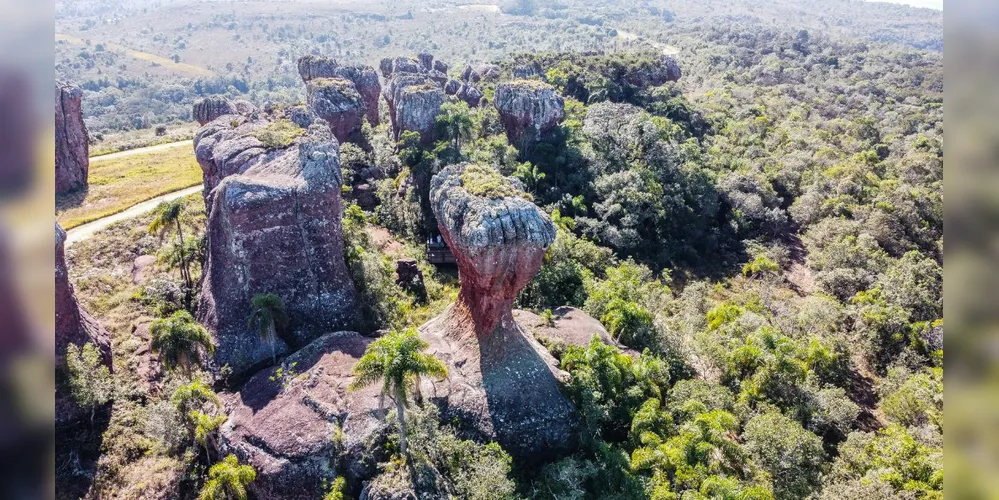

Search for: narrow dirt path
xmin=65 ymin=185 xmax=203 ymax=247
xmin=90 ymin=140 xmax=194 ymax=163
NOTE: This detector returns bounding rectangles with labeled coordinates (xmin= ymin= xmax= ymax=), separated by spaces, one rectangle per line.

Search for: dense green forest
xmin=56 ymin=0 xmax=942 ymax=499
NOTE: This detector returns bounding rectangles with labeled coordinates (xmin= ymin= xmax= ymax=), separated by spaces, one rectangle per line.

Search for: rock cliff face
xmin=195 ymin=121 xmax=357 ymax=377
xmin=55 ymin=82 xmax=89 ymax=194
xmin=193 ymin=96 xmax=238 ymax=126
xmin=493 ymin=80 xmax=566 ymax=151
xmin=298 ymin=55 xmax=381 ymax=126
xmin=306 ymin=77 xmax=366 ymax=144
xmin=220 ymin=332 xmax=385 ymax=499
xmin=55 ymin=222 xmax=112 ymax=424
xmin=418 ymin=163 xmax=575 ymax=461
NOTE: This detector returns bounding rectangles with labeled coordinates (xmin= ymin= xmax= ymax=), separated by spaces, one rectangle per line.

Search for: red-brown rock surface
xmin=494 ymin=80 xmax=566 ymax=151
xmin=419 ymin=163 xmax=575 ymax=461
xmin=55 ymin=82 xmax=89 ymax=194
xmin=196 ymin=122 xmax=357 ymax=377
xmin=219 ymin=331 xmax=385 ymax=499
xmin=55 ymin=222 xmax=112 ymax=424
xmin=306 ymin=77 xmax=366 ymax=144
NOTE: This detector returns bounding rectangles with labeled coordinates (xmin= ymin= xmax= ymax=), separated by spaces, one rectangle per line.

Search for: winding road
xmin=90 ymin=139 xmax=193 ymax=163
xmin=64 ymin=184 xmax=203 ymax=248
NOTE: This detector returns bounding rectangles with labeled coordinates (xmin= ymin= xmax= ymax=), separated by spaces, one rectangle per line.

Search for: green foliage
xmin=65 ymin=342 xmax=114 ymax=416
xmin=149 ymin=199 xmax=193 ymax=291
xmin=322 ymin=476 xmax=347 ymax=500
xmin=826 ymin=425 xmax=942 ymax=499
xmin=149 ymin=310 xmax=215 ymax=374
xmin=251 ymin=119 xmax=304 ymax=149
xmin=584 ymin=260 xmax=669 ymax=322
xmin=878 ymin=367 xmax=942 ymax=430
xmin=601 ymin=299 xmax=657 ymax=349
xmin=199 ymin=454 xmax=257 ymax=500
xmin=744 ymin=412 xmax=825 ymax=500
xmin=460 ymin=163 xmax=531 ymax=200
xmin=742 ymin=254 xmax=778 ymax=278
xmin=342 ymin=204 xmax=412 ymax=332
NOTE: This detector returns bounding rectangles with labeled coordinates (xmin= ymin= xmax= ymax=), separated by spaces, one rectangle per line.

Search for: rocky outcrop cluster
xmin=55 ymin=82 xmax=89 ymax=194
xmin=55 ymin=222 xmax=112 ymax=424
xmin=493 ymin=80 xmax=566 ymax=151
xmin=193 ymin=96 xmax=238 ymax=126
xmin=623 ymin=54 xmax=683 ymax=87
xmin=298 ymin=55 xmax=381 ymax=126
xmin=220 ymin=332 xmax=385 ymax=499
xmin=381 ymin=54 xmax=449 ymax=143
xmin=418 ymin=163 xmax=575 ymax=461
xmin=194 ymin=118 xmax=357 ymax=377
xmin=306 ymin=78 xmax=366 ymax=144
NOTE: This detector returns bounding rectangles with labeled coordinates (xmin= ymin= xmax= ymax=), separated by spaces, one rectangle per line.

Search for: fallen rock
xmin=56 ymin=222 xmax=112 ymax=424
xmin=131 ymin=321 xmax=165 ymax=396
xmin=131 ymin=255 xmax=157 ymax=286
xmin=193 ymin=96 xmax=237 ymax=126
xmin=494 ymin=80 xmax=566 ymax=151
xmin=419 ymin=164 xmax=575 ymax=462
xmin=307 ymin=77 xmax=366 ymax=145
xmin=55 ymin=82 xmax=89 ymax=194
xmin=220 ymin=331 xmax=386 ymax=499
xmin=196 ymin=122 xmax=358 ymax=377
xmin=456 ymin=83 xmax=483 ymax=108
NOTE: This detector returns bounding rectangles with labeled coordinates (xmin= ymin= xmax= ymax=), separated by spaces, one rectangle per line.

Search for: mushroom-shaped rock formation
xmin=193 ymin=95 xmax=238 ymax=126
xmin=419 ymin=163 xmax=575 ymax=461
xmin=196 ymin=122 xmax=357 ymax=377
xmin=493 ymin=80 xmax=566 ymax=151
xmin=456 ymin=83 xmax=484 ymax=108
xmin=220 ymin=332 xmax=385 ymax=499
xmin=297 ymin=56 xmax=381 ymax=126
xmin=306 ymin=77 xmax=366 ymax=144
xmin=56 ymin=222 xmax=112 ymax=424
xmin=55 ymin=82 xmax=89 ymax=194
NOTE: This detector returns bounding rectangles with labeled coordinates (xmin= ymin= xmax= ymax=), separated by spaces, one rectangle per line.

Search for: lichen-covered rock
xmin=379 ymin=57 xmax=394 ymax=78
xmin=307 ymin=77 xmax=366 ymax=144
xmin=460 ymin=64 xmax=474 ymax=82
xmin=419 ymin=163 xmax=575 ymax=462
xmin=298 ymin=56 xmax=381 ymax=126
xmin=383 ymin=75 xmax=444 ymax=143
xmin=56 ymin=222 xmax=112 ymax=424
xmin=286 ymin=105 xmax=317 ymax=128
xmin=512 ymin=62 xmax=542 ymax=79
xmin=513 ymin=306 xmax=635 ymax=354
xmin=427 ymin=69 xmax=449 ymax=86
xmin=432 ymin=59 xmax=448 ymax=75
xmin=474 ymin=63 xmax=501 ymax=81
xmin=55 ymin=82 xmax=89 ymax=194
xmin=493 ymin=80 xmax=566 ymax=151
xmin=623 ymin=55 xmax=682 ymax=87
xmin=220 ymin=332 xmax=386 ymax=499
xmin=443 ymin=79 xmax=460 ymax=96
xmin=193 ymin=95 xmax=238 ymax=125
xmin=392 ymin=56 xmax=422 ymax=75
xmin=418 ymin=50 xmax=434 ymax=71
xmin=456 ymin=83 xmax=483 ymax=108
xmin=196 ymin=123 xmax=357 ymax=377
xmin=233 ymin=99 xmax=257 ymax=116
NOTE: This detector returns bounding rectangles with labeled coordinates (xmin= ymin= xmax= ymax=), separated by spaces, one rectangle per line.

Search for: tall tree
xmin=149 ymin=200 xmax=193 ymax=297
xmin=247 ymin=293 xmax=289 ymax=364
xmin=150 ymin=310 xmax=215 ymax=375
xmin=348 ymin=328 xmax=447 ymax=454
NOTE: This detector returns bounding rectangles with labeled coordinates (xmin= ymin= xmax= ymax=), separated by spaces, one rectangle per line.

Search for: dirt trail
xmin=65 ymin=185 xmax=203 ymax=247
xmin=90 ymin=140 xmax=194 ymax=163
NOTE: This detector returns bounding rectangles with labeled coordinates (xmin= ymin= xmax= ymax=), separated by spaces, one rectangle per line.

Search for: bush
xmin=744 ymin=412 xmax=825 ymax=500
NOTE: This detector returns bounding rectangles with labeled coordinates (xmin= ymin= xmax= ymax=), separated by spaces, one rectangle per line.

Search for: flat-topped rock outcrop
xmin=381 ymin=56 xmax=447 ymax=143
xmin=56 ymin=222 xmax=112 ymax=424
xmin=418 ymin=163 xmax=575 ymax=462
xmin=306 ymin=77 xmax=366 ymax=144
xmin=55 ymin=82 xmax=89 ymax=194
xmin=195 ymin=121 xmax=357 ymax=377
xmin=494 ymin=80 xmax=566 ymax=151
xmin=298 ymin=55 xmax=381 ymax=126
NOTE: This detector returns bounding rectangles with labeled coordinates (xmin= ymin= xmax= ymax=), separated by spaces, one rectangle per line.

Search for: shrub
xmin=744 ymin=412 xmax=825 ymax=500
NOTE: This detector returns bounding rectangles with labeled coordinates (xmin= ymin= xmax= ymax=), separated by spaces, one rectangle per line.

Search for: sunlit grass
xmin=56 ymin=146 xmax=202 ymax=229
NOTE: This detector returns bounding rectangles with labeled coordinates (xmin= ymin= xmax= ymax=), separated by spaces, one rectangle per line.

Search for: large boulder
xmin=193 ymin=96 xmax=238 ymax=126
xmin=307 ymin=77 xmax=366 ymax=145
xmin=220 ymin=331 xmax=386 ymax=499
xmin=196 ymin=122 xmax=358 ymax=377
xmin=493 ymin=80 xmax=566 ymax=151
xmin=55 ymin=82 xmax=89 ymax=194
xmin=55 ymin=222 xmax=112 ymax=424
xmin=456 ymin=83 xmax=483 ymax=108
xmin=298 ymin=56 xmax=381 ymax=126
xmin=419 ymin=163 xmax=575 ymax=462
xmin=474 ymin=63 xmax=501 ymax=81
xmin=383 ymin=74 xmax=444 ymax=144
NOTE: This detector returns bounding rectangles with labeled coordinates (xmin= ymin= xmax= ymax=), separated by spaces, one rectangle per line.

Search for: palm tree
xmin=150 ymin=311 xmax=215 ymax=375
xmin=348 ymin=328 xmax=447 ymax=455
xmin=436 ymin=101 xmax=475 ymax=151
xmin=247 ymin=293 xmax=289 ymax=364
xmin=149 ymin=199 xmax=193 ymax=294
xmin=199 ymin=454 xmax=256 ymax=500
xmin=513 ymin=161 xmax=546 ymax=194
